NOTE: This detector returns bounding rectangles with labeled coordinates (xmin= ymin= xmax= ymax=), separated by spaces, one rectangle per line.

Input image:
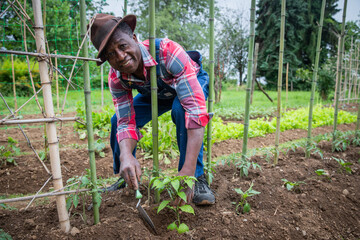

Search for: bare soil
xmin=0 ymin=115 xmax=359 ymax=239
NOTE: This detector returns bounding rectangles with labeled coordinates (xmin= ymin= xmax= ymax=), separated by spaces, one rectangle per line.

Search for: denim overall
xmin=110 ymin=39 xmax=209 ymax=178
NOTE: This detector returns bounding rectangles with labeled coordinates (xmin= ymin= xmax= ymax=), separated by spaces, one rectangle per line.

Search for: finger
xmin=120 ymin=170 xmax=131 ymax=188
xmin=128 ymin=169 xmax=138 ymax=190
xmin=135 ymin=163 xmax=142 ymax=183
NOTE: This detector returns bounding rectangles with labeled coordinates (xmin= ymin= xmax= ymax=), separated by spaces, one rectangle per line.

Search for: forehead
xmin=110 ymin=29 xmax=132 ymax=42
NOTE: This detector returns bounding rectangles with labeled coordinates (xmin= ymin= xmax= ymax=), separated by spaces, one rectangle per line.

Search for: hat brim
xmin=96 ymin=14 xmax=136 ymax=66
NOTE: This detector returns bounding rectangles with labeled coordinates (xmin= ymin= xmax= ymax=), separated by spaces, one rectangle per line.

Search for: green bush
xmin=0 ymin=57 xmax=40 ymax=96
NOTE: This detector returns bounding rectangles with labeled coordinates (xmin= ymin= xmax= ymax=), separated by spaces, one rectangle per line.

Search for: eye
xmin=119 ymin=44 xmax=127 ymax=50
xmin=107 ymin=51 xmax=115 ymax=59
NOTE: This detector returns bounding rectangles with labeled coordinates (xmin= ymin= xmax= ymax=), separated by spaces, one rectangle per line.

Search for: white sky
xmin=103 ymin=0 xmax=360 ymax=23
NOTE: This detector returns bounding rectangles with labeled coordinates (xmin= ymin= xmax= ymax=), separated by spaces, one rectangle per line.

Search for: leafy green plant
xmin=0 ymin=137 xmax=20 ymax=166
xmin=203 ymin=160 xmax=217 ymax=184
xmin=233 ymin=182 xmax=260 ymax=214
xmin=94 ymin=139 xmax=106 ymax=157
xmin=0 ymin=229 xmax=12 ymax=240
xmin=151 ymin=175 xmax=196 ymax=234
xmin=65 ymin=169 xmax=104 ymax=224
xmin=0 ymin=203 xmax=16 ymax=210
xmin=332 ymin=157 xmax=352 ymax=174
xmin=282 ymin=179 xmax=306 ymax=193
xmin=315 ymin=169 xmax=327 ymax=176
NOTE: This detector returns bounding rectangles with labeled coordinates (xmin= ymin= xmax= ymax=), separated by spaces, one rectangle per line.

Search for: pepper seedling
xmin=151 ymin=175 xmax=196 ymax=234
xmin=233 ymin=181 xmax=260 ymax=214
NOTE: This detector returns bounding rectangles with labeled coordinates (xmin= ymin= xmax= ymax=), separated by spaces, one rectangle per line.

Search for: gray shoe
xmin=193 ymin=174 xmax=215 ymax=205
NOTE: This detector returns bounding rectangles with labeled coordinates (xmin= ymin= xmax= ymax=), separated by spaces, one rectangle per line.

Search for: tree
xmin=128 ymin=0 xmax=210 ymax=51
xmin=255 ymin=0 xmax=340 ymax=90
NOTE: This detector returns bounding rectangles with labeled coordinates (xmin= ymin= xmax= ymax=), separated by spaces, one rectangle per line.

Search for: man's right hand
xmin=119 ymin=153 xmax=142 ymax=190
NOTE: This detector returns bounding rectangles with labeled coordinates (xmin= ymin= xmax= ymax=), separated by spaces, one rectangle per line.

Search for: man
xmin=89 ymin=13 xmax=215 ymax=205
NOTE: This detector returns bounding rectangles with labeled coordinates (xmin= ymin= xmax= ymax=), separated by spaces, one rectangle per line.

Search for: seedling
xmin=315 ymin=169 xmax=328 ymax=176
xmin=151 ymin=175 xmax=196 ymax=234
xmin=282 ymin=179 xmax=305 ymax=193
xmin=94 ymin=138 xmax=106 ymax=157
xmin=332 ymin=157 xmax=352 ymax=174
xmin=0 ymin=137 xmax=20 ymax=166
xmin=233 ymin=182 xmax=260 ymax=214
xmin=203 ymin=160 xmax=217 ymax=184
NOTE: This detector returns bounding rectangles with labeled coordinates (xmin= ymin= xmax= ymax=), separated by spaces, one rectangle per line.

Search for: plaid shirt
xmin=108 ymin=38 xmax=210 ymax=143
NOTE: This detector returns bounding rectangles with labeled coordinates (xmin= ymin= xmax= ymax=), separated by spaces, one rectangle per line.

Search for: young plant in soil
xmin=0 ymin=137 xmax=20 ymax=166
xmin=66 ymin=169 xmax=103 ymax=223
xmin=233 ymin=182 xmax=261 ymax=214
xmin=151 ymin=175 xmax=196 ymax=234
xmin=332 ymin=157 xmax=352 ymax=174
xmin=315 ymin=169 xmax=331 ymax=180
xmin=282 ymin=179 xmax=305 ymax=193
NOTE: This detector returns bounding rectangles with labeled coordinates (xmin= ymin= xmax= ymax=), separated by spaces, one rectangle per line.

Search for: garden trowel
xmin=135 ymin=188 xmax=157 ymax=235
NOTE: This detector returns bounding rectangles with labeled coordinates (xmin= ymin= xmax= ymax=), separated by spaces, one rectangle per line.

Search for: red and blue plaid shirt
xmin=108 ymin=38 xmax=210 ymax=143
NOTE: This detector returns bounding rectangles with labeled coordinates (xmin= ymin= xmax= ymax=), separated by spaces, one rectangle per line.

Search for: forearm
xmin=119 ymin=138 xmax=137 ymax=161
xmin=181 ymin=127 xmax=205 ymax=176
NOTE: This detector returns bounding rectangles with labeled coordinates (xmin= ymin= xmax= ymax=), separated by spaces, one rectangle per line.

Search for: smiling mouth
xmin=121 ymin=59 xmax=131 ymax=67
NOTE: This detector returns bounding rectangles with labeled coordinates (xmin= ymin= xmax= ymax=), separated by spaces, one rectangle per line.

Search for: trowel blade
xmin=136 ymin=199 xmax=157 ymax=235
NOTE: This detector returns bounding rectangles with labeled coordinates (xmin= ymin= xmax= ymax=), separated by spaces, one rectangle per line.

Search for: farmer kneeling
xmin=88 ymin=14 xmax=215 ymax=205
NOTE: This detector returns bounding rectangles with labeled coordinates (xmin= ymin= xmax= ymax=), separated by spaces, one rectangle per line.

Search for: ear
xmin=133 ymin=34 xmax=138 ymax=42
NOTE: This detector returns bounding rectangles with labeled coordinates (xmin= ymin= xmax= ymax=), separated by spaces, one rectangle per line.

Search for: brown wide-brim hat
xmin=88 ymin=13 xmax=136 ymax=66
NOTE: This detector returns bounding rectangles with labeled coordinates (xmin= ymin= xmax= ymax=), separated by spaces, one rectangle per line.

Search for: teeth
xmin=122 ymin=60 xmax=130 ymax=67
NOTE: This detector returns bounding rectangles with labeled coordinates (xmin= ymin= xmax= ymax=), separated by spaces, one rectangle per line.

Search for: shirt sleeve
xmin=108 ymin=68 xmax=142 ymax=143
xmin=161 ymin=40 xmax=210 ymax=129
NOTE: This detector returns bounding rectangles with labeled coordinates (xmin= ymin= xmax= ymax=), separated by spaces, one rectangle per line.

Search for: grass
xmin=1 ymin=87 xmax=332 ymax=117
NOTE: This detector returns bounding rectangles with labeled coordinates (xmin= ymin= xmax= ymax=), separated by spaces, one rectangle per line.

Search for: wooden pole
xmin=0 ymin=117 xmax=80 ymax=125
xmin=149 ymin=0 xmax=160 ymax=203
xmin=333 ymin=0 xmax=347 ymax=149
xmin=207 ymin=0 xmax=215 ymax=184
xmin=55 ymin=50 xmax=59 ymax=114
xmin=250 ymin=42 xmax=259 ymax=104
xmin=31 ymin=0 xmax=70 ymax=232
xmin=306 ymin=0 xmax=326 ymax=158
xmin=241 ymin=0 xmax=256 ymax=162
xmin=80 ymin=0 xmax=100 ymax=224
xmin=274 ymin=0 xmax=286 ymax=165
xmin=101 ymin=64 xmax=104 ymax=108
xmin=348 ymin=37 xmax=353 ymax=103
xmin=11 ymin=54 xmax=18 ymax=113
xmin=286 ymin=62 xmax=289 ymax=103
xmin=355 ymin=43 xmax=360 ymax=99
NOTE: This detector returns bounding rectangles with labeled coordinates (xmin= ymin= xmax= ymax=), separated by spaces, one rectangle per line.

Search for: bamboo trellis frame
xmin=0 ymin=0 xmax=102 ymax=232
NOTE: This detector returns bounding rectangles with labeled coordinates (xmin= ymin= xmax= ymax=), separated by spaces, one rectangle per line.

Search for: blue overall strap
xmin=155 ymin=38 xmax=163 ymax=76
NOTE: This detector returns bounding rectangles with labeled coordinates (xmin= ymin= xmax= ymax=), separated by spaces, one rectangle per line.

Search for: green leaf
xmin=66 ymin=197 xmax=72 ymax=210
xmin=243 ymin=202 xmax=251 ymax=213
xmin=157 ymin=200 xmax=170 ymax=213
xmin=167 ymin=221 xmax=177 ymax=231
xmin=171 ymin=179 xmax=180 ymax=192
xmin=179 ymin=205 xmax=194 ymax=214
xmin=177 ymin=223 xmax=189 ymax=234
xmin=73 ymin=195 xmax=79 ymax=208
xmin=177 ymin=191 xmax=187 ymax=203
xmin=234 ymin=188 xmax=243 ymax=195
xmin=99 ymin=152 xmax=105 ymax=158
xmin=184 ymin=179 xmax=194 ymax=189
xmin=81 ymin=176 xmax=90 ymax=186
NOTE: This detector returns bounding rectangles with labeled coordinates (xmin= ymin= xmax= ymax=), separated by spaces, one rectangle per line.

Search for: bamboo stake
xmin=11 ymin=54 xmax=18 ymax=113
xmin=306 ymin=0 xmax=326 ymax=158
xmin=80 ymin=0 xmax=100 ymax=224
xmin=355 ymin=43 xmax=360 ymax=99
xmin=101 ymin=64 xmax=104 ymax=108
xmin=347 ymin=37 xmax=353 ymax=103
xmin=0 ymin=188 xmax=91 ymax=204
xmin=123 ymin=0 xmax=127 ymax=15
xmin=356 ymin=102 xmax=360 ymax=139
xmin=22 ymin=0 xmax=44 ymax=115
xmin=286 ymin=63 xmax=289 ymax=103
xmin=333 ymin=0 xmax=347 ymax=149
xmin=55 ymin=50 xmax=59 ymax=114
xmin=0 ymin=117 xmax=79 ymax=125
xmin=274 ymin=0 xmax=286 ymax=165
xmin=250 ymin=42 xmax=259 ymax=104
xmin=0 ymin=50 xmax=101 ymax=62
xmin=149 ymin=0 xmax=160 ymax=203
xmin=334 ymin=36 xmax=341 ymax=106
xmin=241 ymin=0 xmax=256 ymax=162
xmin=207 ymin=0 xmax=215 ymax=184
xmin=31 ymin=0 xmax=70 ymax=232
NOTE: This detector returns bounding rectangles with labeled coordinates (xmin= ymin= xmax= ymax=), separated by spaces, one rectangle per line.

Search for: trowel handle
xmin=135 ymin=179 xmax=143 ymax=199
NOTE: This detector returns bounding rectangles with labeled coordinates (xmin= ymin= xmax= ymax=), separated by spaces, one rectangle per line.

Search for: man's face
xmin=105 ymin=30 xmax=142 ymax=74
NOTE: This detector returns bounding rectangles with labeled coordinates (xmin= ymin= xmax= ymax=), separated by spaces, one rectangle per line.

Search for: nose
xmin=115 ymin=49 xmax=126 ymax=62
